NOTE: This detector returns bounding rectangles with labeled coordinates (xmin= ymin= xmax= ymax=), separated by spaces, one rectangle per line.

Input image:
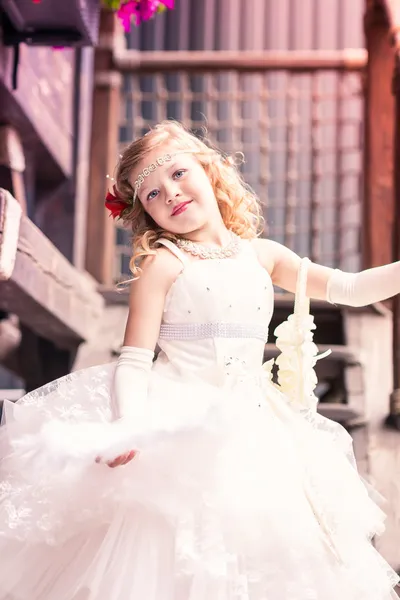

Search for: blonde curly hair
xmin=114 ymin=120 xmax=264 ymax=277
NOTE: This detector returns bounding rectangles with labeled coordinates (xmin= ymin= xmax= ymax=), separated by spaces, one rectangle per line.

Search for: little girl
xmin=1 ymin=120 xmax=400 ymax=600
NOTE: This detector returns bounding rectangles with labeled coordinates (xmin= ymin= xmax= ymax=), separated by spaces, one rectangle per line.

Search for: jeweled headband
xmin=105 ymin=152 xmax=177 ymax=220
xmin=134 ymin=152 xmax=173 ymax=195
xmin=105 ymin=148 xmax=219 ymax=220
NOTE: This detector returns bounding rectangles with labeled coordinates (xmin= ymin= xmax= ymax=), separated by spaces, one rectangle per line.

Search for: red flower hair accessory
xmin=105 ymin=184 xmax=132 ymax=220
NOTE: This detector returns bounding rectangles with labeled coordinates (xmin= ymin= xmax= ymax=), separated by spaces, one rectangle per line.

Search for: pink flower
xmin=134 ymin=1 xmax=160 ymax=26
xmin=117 ymin=0 xmax=174 ymax=30
xmin=117 ymin=2 xmax=137 ymax=32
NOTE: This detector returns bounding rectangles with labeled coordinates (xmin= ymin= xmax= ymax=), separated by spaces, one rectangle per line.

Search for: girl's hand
xmin=95 ymin=450 xmax=138 ymax=468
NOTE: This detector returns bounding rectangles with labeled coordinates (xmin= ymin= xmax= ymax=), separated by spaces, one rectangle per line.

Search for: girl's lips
xmin=172 ymin=200 xmax=192 ymax=216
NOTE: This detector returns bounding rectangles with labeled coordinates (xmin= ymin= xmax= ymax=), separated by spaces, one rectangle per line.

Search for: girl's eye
xmin=173 ymin=169 xmax=186 ymax=180
xmin=147 ymin=189 xmax=159 ymax=201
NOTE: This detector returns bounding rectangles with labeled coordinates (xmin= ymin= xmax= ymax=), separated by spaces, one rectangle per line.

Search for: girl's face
xmin=130 ymin=147 xmax=221 ymax=235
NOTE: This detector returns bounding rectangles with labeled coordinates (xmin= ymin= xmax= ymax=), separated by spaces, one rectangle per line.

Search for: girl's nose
xmin=165 ymin=182 xmax=182 ymax=204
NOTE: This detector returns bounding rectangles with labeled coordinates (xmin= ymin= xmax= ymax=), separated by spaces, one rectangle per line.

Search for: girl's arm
xmin=105 ymin=249 xmax=181 ymax=467
xmin=112 ymin=248 xmax=181 ymax=421
xmin=253 ymin=238 xmax=400 ymax=306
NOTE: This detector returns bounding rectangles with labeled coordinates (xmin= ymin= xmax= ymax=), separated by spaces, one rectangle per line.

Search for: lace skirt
xmin=0 ymin=362 xmax=398 ymax=600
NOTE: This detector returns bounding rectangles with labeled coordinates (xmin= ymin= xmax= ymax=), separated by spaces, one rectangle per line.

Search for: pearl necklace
xmin=176 ymin=232 xmax=241 ymax=259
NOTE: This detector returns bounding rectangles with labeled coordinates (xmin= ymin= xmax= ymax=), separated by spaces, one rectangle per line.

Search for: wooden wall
xmin=0 ymin=44 xmax=74 ymax=178
xmin=126 ymin=0 xmax=364 ymax=51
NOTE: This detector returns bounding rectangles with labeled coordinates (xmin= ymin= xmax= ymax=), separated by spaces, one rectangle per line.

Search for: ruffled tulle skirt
xmin=0 ymin=362 xmax=398 ymax=600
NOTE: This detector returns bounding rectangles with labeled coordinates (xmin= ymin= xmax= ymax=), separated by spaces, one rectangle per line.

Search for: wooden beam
xmin=0 ymin=189 xmax=104 ymax=349
xmin=86 ymin=10 xmax=122 ymax=285
xmin=113 ymin=48 xmax=368 ymax=74
xmin=363 ymin=2 xmax=396 ymax=269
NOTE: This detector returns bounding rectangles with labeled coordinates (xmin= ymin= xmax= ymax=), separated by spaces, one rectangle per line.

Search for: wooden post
xmin=0 ymin=315 xmax=21 ymax=364
xmin=0 ymin=126 xmax=27 ymax=214
xmin=389 ymin=52 xmax=400 ymax=422
xmin=85 ymin=9 xmax=122 ymax=284
xmin=363 ymin=2 xmax=395 ymax=269
xmin=73 ymin=48 xmax=95 ymax=271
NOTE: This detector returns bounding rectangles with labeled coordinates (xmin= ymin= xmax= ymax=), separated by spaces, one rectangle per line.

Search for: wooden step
xmin=264 ymin=343 xmax=360 ymax=365
xmin=317 ymin=402 xmax=365 ymax=425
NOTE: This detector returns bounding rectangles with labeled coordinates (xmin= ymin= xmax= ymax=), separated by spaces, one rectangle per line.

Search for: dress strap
xmin=157 ymin=238 xmax=190 ymax=267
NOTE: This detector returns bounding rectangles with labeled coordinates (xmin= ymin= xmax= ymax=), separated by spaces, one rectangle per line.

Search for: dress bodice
xmin=153 ymin=239 xmax=274 ymax=386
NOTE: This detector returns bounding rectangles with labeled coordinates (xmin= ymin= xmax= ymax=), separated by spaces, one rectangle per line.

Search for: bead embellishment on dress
xmin=224 ymin=357 xmax=247 ymax=368
xmin=176 ymin=231 xmax=241 ymax=260
xmin=224 ymin=356 xmax=248 ymax=380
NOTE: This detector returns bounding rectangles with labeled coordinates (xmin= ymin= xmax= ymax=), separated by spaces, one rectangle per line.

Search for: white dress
xmin=0 ymin=239 xmax=398 ymax=600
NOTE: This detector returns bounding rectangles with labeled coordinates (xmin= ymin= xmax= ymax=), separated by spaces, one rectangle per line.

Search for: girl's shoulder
xmin=250 ymin=237 xmax=277 ymax=276
xmin=139 ymin=245 xmax=183 ymax=290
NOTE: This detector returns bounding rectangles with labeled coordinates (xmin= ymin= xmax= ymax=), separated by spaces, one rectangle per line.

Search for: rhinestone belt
xmin=159 ymin=322 xmax=269 ymax=342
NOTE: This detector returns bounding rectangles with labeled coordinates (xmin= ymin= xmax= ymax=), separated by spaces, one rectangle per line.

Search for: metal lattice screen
xmin=115 ymin=67 xmax=363 ymax=281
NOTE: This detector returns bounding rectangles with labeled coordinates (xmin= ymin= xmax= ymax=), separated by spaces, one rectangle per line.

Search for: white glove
xmin=327 ymin=262 xmax=400 ymax=307
xmin=111 ymin=346 xmax=154 ymax=421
